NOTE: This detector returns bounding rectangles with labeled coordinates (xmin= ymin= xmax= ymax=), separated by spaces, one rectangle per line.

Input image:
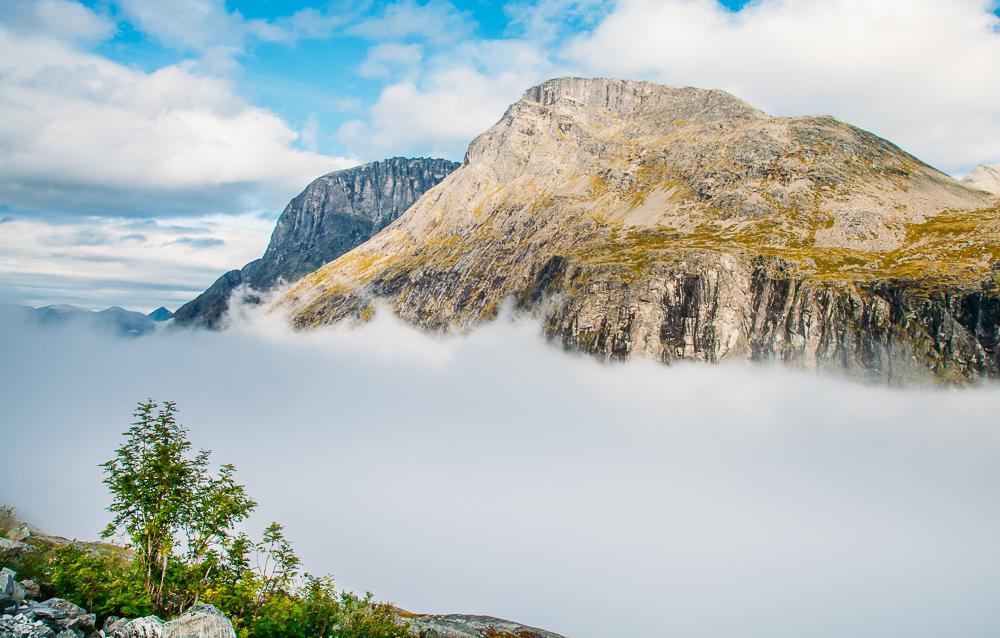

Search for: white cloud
xmin=359 ymin=43 xmax=424 ymax=79
xmin=342 ymin=0 xmax=1000 ymax=173
xmin=3 ymin=312 xmax=1000 ymax=637
xmin=114 ymin=0 xmax=245 ymax=52
xmin=0 ymin=17 xmax=357 ymax=217
xmin=0 ymin=0 xmax=115 ymax=42
xmin=348 ymin=0 xmax=476 ymax=44
xmin=299 ymin=113 xmax=322 ymax=153
xmin=562 ymin=0 xmax=1000 ymax=173
xmin=0 ymin=213 xmax=273 ymax=309
xmin=341 ymin=40 xmax=558 ymax=159
xmin=113 ymin=0 xmax=346 ymax=56
xmin=503 ymin=0 xmax=611 ymax=43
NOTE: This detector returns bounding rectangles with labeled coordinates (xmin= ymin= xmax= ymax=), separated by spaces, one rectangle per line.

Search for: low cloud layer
xmin=0 ymin=215 xmax=272 ymax=309
xmin=2 ymin=308 xmax=1000 ymax=638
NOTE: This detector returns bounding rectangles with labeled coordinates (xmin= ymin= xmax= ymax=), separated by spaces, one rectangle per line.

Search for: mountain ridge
xmin=964 ymin=163 xmax=1000 ymax=195
xmin=276 ymin=77 xmax=1000 ymax=383
xmin=172 ymin=157 xmax=460 ymax=329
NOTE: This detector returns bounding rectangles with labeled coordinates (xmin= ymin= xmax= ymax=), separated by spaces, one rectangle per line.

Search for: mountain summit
xmin=964 ymin=163 xmax=1000 ymax=195
xmin=173 ymin=157 xmax=459 ymax=328
xmin=278 ymin=77 xmax=999 ymax=383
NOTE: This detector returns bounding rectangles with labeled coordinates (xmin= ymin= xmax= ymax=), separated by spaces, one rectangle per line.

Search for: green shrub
xmin=2 ymin=400 xmax=411 ymax=638
xmin=3 ymin=540 xmax=151 ymax=622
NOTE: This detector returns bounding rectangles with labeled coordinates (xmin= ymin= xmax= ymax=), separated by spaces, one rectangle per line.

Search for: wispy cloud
xmin=347 ymin=0 xmax=476 ymax=44
xmin=0 ymin=214 xmax=271 ymax=309
xmin=172 ymin=236 xmax=225 ymax=248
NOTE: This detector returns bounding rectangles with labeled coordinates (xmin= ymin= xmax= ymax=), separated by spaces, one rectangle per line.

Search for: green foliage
xmin=2 ymin=401 xmax=408 ymax=638
xmin=100 ymin=399 xmax=256 ymax=613
xmin=0 ymin=505 xmax=16 ymax=536
xmin=4 ymin=541 xmax=151 ymax=621
xmin=97 ymin=399 xmax=405 ymax=637
xmin=337 ymin=590 xmax=410 ymax=638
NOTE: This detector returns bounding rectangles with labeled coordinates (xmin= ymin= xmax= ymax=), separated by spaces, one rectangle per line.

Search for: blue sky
xmin=1 ymin=0 xmax=999 ymax=310
xmin=78 ymin=0 xmax=755 ymax=163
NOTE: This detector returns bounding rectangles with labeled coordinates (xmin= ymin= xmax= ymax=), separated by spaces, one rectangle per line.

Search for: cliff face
xmin=172 ymin=157 xmax=460 ymax=329
xmin=278 ymin=77 xmax=1000 ymax=383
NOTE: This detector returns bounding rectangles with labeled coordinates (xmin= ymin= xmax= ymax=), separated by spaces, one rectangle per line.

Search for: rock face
xmin=0 ymin=595 xmax=97 ymax=638
xmin=964 ymin=163 xmax=1000 ymax=195
xmin=279 ymin=76 xmax=1000 ymax=383
xmin=161 ymin=605 xmax=235 ymax=638
xmin=147 ymin=307 xmax=173 ymax=322
xmin=0 ymin=567 xmax=26 ymax=609
xmin=106 ymin=616 xmax=163 ymax=638
xmin=172 ymin=157 xmax=460 ymax=329
xmin=404 ymin=614 xmax=568 ymax=638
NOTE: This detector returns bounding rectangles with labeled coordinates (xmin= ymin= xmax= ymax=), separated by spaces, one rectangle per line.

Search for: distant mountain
xmin=172 ymin=157 xmax=460 ymax=329
xmin=277 ymin=77 xmax=1000 ymax=384
xmin=19 ymin=304 xmax=158 ymax=336
xmin=963 ymin=163 xmax=1000 ymax=195
xmin=147 ymin=306 xmax=174 ymax=321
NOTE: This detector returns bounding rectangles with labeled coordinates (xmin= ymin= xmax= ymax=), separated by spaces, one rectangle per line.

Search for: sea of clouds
xmin=2 ymin=305 xmax=1000 ymax=638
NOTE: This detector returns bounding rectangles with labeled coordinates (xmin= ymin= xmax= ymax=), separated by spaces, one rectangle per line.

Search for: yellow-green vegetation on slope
xmin=580 ymin=204 xmax=1000 ymax=289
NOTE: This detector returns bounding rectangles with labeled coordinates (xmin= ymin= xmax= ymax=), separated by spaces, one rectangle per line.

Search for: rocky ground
xmin=1 ymin=564 xmax=234 ymax=638
xmin=2 ymin=525 xmax=567 ymax=638
xmin=402 ymin=614 xmax=567 ymax=638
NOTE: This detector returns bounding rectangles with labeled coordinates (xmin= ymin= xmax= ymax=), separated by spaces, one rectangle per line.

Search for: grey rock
xmin=19 ymin=580 xmax=40 ymax=601
xmin=27 ymin=598 xmax=95 ymax=636
xmin=39 ymin=600 xmax=85 ymax=619
xmin=0 ymin=538 xmax=30 ymax=555
xmin=28 ymin=605 xmax=67 ymax=622
xmin=173 ymin=157 xmax=460 ymax=329
xmin=105 ymin=615 xmax=163 ymax=638
xmin=1 ymin=567 xmax=27 ymax=608
xmin=404 ymin=614 xmax=568 ymax=638
xmin=161 ymin=604 xmax=234 ymax=638
xmin=0 ymin=613 xmax=55 ymax=638
xmin=6 ymin=526 xmax=31 ymax=543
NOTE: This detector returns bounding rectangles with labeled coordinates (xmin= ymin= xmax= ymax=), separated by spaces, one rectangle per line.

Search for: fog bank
xmin=2 ymin=307 xmax=999 ymax=638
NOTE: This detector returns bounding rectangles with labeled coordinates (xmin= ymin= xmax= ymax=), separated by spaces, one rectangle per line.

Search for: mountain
xmin=172 ymin=157 xmax=460 ymax=329
xmin=147 ymin=307 xmax=174 ymax=321
xmin=21 ymin=304 xmax=158 ymax=336
xmin=278 ymin=77 xmax=1000 ymax=384
xmin=963 ymin=163 xmax=1000 ymax=195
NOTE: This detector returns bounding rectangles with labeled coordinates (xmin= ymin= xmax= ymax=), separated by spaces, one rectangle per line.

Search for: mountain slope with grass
xmin=278 ymin=77 xmax=1000 ymax=384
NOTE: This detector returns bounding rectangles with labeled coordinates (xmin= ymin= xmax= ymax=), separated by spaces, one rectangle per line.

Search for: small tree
xmin=101 ymin=399 xmax=256 ymax=613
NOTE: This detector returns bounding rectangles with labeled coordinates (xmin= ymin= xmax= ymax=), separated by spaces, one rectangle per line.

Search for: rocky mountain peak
xmin=963 ymin=163 xmax=1000 ymax=195
xmin=278 ymin=76 xmax=1000 ymax=384
xmin=519 ymin=76 xmax=761 ymax=120
xmin=172 ymin=156 xmax=460 ymax=329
